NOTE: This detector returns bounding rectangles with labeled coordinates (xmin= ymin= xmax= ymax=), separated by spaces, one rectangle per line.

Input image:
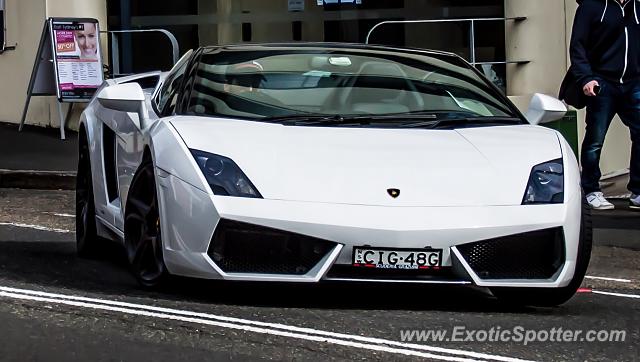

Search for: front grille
xmin=208 ymin=219 xmax=336 ymax=275
xmin=456 ymin=228 xmax=565 ymax=280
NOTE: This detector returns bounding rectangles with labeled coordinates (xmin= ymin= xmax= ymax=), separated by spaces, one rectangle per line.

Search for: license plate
xmin=352 ymin=247 xmax=443 ymax=270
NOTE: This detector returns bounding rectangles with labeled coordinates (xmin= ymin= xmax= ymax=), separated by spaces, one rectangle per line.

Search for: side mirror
xmin=525 ymin=93 xmax=567 ymax=125
xmin=97 ymin=83 xmax=148 ymax=129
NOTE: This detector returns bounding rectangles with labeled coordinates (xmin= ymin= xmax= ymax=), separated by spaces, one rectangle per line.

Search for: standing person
xmin=571 ymin=0 xmax=640 ymax=210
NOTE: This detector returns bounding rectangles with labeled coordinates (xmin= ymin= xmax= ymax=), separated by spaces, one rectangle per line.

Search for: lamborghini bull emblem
xmin=387 ymin=188 xmax=400 ymax=198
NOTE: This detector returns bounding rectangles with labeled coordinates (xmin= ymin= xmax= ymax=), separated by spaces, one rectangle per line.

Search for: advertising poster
xmin=51 ymin=20 xmax=103 ymax=101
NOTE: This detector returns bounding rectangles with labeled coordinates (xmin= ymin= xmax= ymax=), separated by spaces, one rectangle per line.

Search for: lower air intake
xmin=456 ymin=227 xmax=565 ymax=280
xmin=208 ymin=219 xmax=336 ymax=275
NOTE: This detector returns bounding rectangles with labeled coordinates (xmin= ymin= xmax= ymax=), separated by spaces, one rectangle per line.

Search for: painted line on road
xmin=0 ymin=289 xmax=481 ymax=362
xmin=0 ymin=222 xmax=72 ymax=233
xmin=43 ymin=212 xmax=75 ymax=218
xmin=0 ymin=285 xmax=534 ymax=362
xmin=592 ymin=290 xmax=640 ymax=299
xmin=585 ymin=276 xmax=632 ymax=283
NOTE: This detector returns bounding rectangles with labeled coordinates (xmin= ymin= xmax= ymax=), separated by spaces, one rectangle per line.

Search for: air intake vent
xmin=209 ymin=219 xmax=336 ymax=275
xmin=457 ymin=228 xmax=565 ymax=280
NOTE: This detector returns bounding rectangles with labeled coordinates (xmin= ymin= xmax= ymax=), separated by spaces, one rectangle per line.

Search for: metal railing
xmin=365 ymin=17 xmax=528 ymax=66
xmin=101 ymin=29 xmax=179 ymax=77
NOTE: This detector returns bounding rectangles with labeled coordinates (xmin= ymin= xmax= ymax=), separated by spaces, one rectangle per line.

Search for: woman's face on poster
xmin=75 ymin=23 xmax=97 ymax=59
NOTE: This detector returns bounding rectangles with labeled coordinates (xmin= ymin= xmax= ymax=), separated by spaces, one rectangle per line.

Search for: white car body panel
xmin=170 ymin=117 xmax=562 ymax=207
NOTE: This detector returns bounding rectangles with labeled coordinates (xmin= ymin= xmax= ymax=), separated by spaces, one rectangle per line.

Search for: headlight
xmin=190 ymin=149 xmax=262 ymax=198
xmin=522 ymin=159 xmax=564 ymax=205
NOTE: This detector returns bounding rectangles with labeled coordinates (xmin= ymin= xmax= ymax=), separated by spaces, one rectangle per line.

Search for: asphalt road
xmin=0 ymin=189 xmax=638 ymax=361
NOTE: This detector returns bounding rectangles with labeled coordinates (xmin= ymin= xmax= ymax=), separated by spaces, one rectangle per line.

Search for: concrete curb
xmin=0 ymin=169 xmax=76 ymax=190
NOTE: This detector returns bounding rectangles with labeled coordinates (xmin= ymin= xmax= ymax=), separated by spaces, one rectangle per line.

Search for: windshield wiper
xmin=259 ymin=114 xmax=366 ymax=125
xmin=399 ymin=117 xmax=523 ymax=129
xmin=260 ymin=113 xmax=327 ymax=122
xmin=285 ymin=114 xmax=370 ymax=126
xmin=261 ymin=113 xmax=441 ymax=126
xmin=260 ymin=113 xmax=522 ymax=128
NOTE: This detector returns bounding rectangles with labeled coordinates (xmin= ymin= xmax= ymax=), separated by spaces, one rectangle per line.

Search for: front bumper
xmin=157 ymin=174 xmax=582 ymax=288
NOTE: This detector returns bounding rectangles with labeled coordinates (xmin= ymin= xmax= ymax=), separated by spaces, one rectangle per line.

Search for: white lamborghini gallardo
xmin=77 ymin=44 xmax=591 ymax=306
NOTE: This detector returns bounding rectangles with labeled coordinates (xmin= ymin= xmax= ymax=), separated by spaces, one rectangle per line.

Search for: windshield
xmin=185 ymin=46 xmax=519 ymax=123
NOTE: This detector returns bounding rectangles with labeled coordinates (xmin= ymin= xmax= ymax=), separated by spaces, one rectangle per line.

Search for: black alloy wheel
xmin=76 ymin=133 xmax=100 ymax=257
xmin=124 ymin=160 xmax=168 ymax=288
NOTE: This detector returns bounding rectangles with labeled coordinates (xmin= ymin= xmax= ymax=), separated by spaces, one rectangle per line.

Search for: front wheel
xmin=491 ymin=198 xmax=593 ymax=307
xmin=124 ymin=160 xmax=168 ymax=288
xmin=76 ymin=133 xmax=100 ymax=257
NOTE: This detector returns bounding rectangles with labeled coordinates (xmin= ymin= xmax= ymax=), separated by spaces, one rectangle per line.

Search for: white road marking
xmin=43 ymin=212 xmax=75 ymax=218
xmin=592 ymin=290 xmax=640 ymax=299
xmin=0 ymin=222 xmax=72 ymax=233
xmin=585 ymin=276 xmax=632 ymax=283
xmin=0 ymin=286 xmax=534 ymax=362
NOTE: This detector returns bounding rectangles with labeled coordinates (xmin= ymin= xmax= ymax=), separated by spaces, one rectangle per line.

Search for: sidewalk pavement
xmin=0 ymin=122 xmax=77 ymax=189
xmin=592 ymin=199 xmax=640 ymax=250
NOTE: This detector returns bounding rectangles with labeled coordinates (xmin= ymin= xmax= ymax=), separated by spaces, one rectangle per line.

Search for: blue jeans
xmin=581 ymin=79 xmax=640 ymax=195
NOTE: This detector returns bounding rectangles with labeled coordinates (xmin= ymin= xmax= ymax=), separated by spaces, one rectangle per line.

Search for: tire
xmin=124 ymin=160 xmax=168 ymax=288
xmin=490 ymin=196 xmax=593 ymax=307
xmin=76 ymin=132 xmax=100 ymax=257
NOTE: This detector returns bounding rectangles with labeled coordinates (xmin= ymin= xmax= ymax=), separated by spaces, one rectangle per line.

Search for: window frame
xmin=152 ymin=49 xmax=195 ymax=117
xmin=0 ymin=0 xmax=6 ymax=53
xmin=176 ymin=47 xmax=204 ymax=115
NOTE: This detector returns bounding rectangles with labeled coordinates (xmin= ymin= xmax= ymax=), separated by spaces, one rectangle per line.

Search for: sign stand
xmin=19 ymin=17 xmax=103 ymax=140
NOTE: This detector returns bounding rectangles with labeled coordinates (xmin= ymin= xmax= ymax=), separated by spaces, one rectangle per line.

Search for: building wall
xmin=0 ymin=0 xmax=48 ymax=127
xmin=0 ymin=0 xmax=106 ymax=129
xmin=506 ymin=0 xmax=631 ymax=175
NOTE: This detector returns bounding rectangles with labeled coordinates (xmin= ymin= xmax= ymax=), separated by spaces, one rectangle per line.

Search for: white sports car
xmin=77 ymin=43 xmax=591 ymax=306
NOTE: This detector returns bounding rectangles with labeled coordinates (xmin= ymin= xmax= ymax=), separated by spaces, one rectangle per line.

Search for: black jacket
xmin=570 ymin=0 xmax=640 ymax=87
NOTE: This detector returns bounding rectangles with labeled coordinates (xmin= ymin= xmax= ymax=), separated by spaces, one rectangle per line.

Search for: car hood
xmin=170 ymin=117 xmax=561 ymax=207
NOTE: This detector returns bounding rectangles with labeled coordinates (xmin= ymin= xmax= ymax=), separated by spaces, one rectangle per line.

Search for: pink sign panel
xmin=56 ymin=31 xmax=74 ymax=43
xmin=59 ymin=83 xmax=74 ymax=91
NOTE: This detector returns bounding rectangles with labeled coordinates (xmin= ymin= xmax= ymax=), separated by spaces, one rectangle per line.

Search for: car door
xmin=95 ymin=52 xmax=193 ymax=231
xmin=94 ymin=79 xmax=152 ymax=232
